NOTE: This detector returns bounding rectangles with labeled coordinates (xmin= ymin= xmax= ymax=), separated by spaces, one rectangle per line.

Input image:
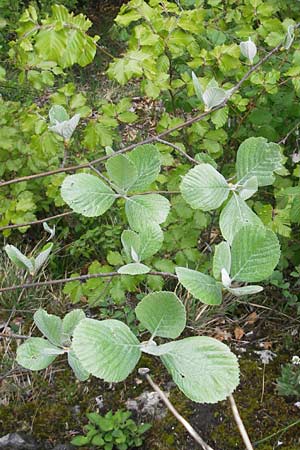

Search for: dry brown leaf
xmin=234 ymin=326 xmax=245 ymax=340
xmin=262 ymin=341 xmax=273 ymax=349
xmin=245 ymin=311 xmax=258 ymax=325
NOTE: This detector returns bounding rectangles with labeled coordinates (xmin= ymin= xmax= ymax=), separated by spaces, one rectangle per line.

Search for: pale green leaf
xmin=68 ymin=349 xmax=89 ymax=381
xmin=61 ymin=173 xmax=116 ymax=217
xmin=213 ymin=241 xmax=231 ymax=280
xmin=160 ymin=337 xmax=239 ymax=403
xmin=180 ymin=164 xmax=229 ymax=211
xmin=238 ymin=176 xmax=258 ymax=200
xmin=121 ymin=225 xmax=163 ymax=262
xmin=117 ymin=263 xmax=150 ymax=275
xmin=121 ymin=230 xmax=141 ymax=261
xmin=191 ymin=71 xmax=203 ymax=100
xmin=49 ymin=114 xmax=80 ymax=140
xmin=231 ymin=225 xmax=281 ymax=282
xmin=16 ymin=337 xmax=62 ymax=371
xmin=240 ymin=38 xmax=257 ymax=63
xmin=43 ymin=222 xmax=55 ymax=241
xmin=175 ymin=267 xmax=222 ymax=305
xmin=105 ymin=154 xmax=138 ymax=192
xmin=34 ymin=243 xmax=53 ymax=273
xmin=49 ymin=105 xmax=69 ymax=124
xmin=227 ymin=285 xmax=263 ymax=297
xmin=135 ymin=291 xmax=186 ymax=339
xmin=125 ymin=194 xmax=170 ymax=231
xmin=220 ymin=194 xmax=263 ymax=243
xmin=72 ymin=319 xmax=141 ymax=382
xmin=127 ymin=144 xmax=161 ymax=192
xmin=4 ymin=244 xmax=34 ymax=274
xmin=34 ymin=309 xmax=62 ymax=346
xmin=62 ymin=309 xmax=86 ymax=341
xmin=202 ymin=87 xmax=227 ymax=110
xmin=236 ymin=137 xmax=283 ymax=186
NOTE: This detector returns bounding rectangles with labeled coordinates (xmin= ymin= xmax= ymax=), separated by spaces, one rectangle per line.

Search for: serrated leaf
xmin=49 ymin=105 xmax=69 ymax=124
xmin=68 ymin=349 xmax=89 ymax=381
xmin=105 ymin=154 xmax=138 ymax=192
xmin=220 ymin=194 xmax=263 ymax=243
xmin=236 ymin=137 xmax=282 ymax=186
xmin=127 ymin=144 xmax=161 ymax=192
xmin=117 ymin=263 xmax=150 ymax=275
xmin=211 ymin=106 xmax=229 ymax=129
xmin=4 ymin=244 xmax=34 ymax=274
xmin=72 ymin=319 xmax=141 ymax=382
xmin=175 ymin=267 xmax=222 ymax=305
xmin=62 ymin=309 xmax=86 ymax=341
xmin=291 ymin=196 xmax=300 ymax=223
xmin=180 ymin=164 xmax=229 ymax=211
xmin=238 ymin=175 xmax=258 ymax=200
xmin=231 ymin=225 xmax=280 ymax=282
xmin=227 ymin=285 xmax=263 ymax=297
xmin=135 ymin=291 xmax=186 ymax=339
xmin=61 ymin=173 xmax=116 ymax=217
xmin=213 ymin=241 xmax=231 ymax=280
xmin=125 ymin=194 xmax=170 ymax=231
xmin=34 ymin=309 xmax=63 ymax=346
xmin=16 ymin=337 xmax=62 ymax=371
xmin=160 ymin=337 xmax=239 ymax=403
xmin=34 ymin=243 xmax=53 ymax=273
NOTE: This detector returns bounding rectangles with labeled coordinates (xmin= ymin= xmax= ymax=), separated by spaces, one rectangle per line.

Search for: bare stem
xmin=229 ymin=394 xmax=254 ymax=450
xmin=139 ymin=368 xmax=215 ymax=450
xmin=0 ymin=271 xmax=177 ymax=294
xmin=0 ymin=211 xmax=73 ymax=232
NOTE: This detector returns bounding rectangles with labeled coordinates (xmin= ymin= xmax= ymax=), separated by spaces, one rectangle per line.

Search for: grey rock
xmin=0 ymin=433 xmax=38 ymax=449
xmin=126 ymin=390 xmax=167 ymax=420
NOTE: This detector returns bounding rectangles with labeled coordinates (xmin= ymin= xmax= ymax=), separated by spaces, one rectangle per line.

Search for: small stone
xmin=0 ymin=433 xmax=38 ymax=449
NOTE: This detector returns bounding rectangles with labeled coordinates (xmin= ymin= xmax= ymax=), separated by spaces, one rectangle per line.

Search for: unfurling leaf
xmin=240 ymin=38 xmax=257 ymax=64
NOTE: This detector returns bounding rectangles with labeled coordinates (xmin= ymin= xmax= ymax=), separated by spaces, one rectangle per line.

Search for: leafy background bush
xmin=1 ymin=0 xmax=300 ymax=448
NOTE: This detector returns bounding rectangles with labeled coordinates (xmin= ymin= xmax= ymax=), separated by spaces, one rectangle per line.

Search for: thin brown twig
xmin=0 ymin=41 xmax=284 ymax=190
xmin=0 ymin=332 xmax=29 ymax=340
xmin=278 ymin=121 xmax=300 ymax=145
xmin=0 ymin=211 xmax=73 ymax=232
xmin=0 ymin=191 xmax=180 ymax=232
xmin=0 ymin=270 xmax=177 ymax=294
xmin=157 ymin=138 xmax=199 ymax=164
xmin=139 ymin=368 xmax=214 ymax=450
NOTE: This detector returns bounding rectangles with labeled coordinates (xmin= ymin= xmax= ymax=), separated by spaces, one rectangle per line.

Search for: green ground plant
xmin=71 ymin=409 xmax=151 ymax=449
